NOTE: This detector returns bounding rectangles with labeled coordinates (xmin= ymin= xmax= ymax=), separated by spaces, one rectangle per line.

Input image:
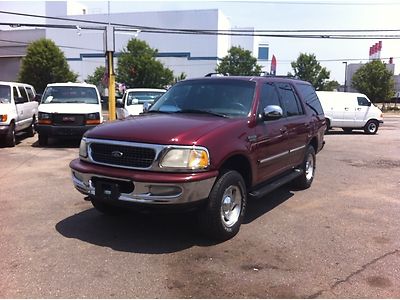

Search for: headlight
xmin=38 ymin=112 xmax=52 ymax=124
xmin=160 ymin=147 xmax=209 ymax=170
xmin=86 ymin=112 xmax=101 ymax=125
xmin=79 ymin=137 xmax=88 ymax=158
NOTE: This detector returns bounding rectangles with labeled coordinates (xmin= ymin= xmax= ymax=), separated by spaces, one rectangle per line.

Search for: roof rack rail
xmin=204 ymin=72 xmax=229 ymax=77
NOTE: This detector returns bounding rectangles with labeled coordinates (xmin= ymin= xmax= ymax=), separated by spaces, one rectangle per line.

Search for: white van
xmin=116 ymin=88 xmax=166 ymax=119
xmin=0 ymin=81 xmax=38 ymax=147
xmin=36 ymin=83 xmax=103 ymax=146
xmin=316 ymin=91 xmax=383 ymax=134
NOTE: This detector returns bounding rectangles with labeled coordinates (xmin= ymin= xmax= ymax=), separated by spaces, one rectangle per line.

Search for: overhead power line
xmin=1 ymin=10 xmax=400 ymax=40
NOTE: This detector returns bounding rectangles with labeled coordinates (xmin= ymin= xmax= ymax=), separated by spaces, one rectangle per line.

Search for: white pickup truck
xmin=0 ymin=81 xmax=38 ymax=147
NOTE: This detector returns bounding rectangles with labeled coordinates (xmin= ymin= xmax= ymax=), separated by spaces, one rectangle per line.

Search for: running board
xmin=249 ymin=169 xmax=303 ymax=199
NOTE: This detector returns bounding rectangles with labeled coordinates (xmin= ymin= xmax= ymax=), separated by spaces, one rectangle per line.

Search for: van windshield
xmin=41 ymin=86 xmax=99 ymax=104
xmin=126 ymin=91 xmax=165 ymax=105
xmin=0 ymin=85 xmax=11 ymax=104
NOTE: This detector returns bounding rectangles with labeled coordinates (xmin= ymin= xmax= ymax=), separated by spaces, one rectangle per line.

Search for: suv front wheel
xmin=198 ymin=170 xmax=247 ymax=241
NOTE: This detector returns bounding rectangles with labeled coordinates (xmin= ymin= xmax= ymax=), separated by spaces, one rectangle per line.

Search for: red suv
xmin=70 ymin=76 xmax=325 ymax=240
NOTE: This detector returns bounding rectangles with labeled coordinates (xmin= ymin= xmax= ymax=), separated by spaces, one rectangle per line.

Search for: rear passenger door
xmin=275 ymin=82 xmax=309 ymax=167
xmin=254 ymin=82 xmax=291 ymax=184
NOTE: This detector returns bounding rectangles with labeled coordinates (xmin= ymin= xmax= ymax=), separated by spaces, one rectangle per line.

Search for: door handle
xmin=357 ymin=108 xmax=362 ymax=111
xmin=280 ymin=128 xmax=287 ymax=134
xmin=344 ymin=107 xmax=349 ymax=111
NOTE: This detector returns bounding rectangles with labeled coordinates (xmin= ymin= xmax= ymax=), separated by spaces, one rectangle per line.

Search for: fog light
xmin=148 ymin=185 xmax=182 ymax=196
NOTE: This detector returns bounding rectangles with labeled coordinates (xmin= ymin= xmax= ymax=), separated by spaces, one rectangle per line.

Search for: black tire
xmin=26 ymin=116 xmax=36 ymax=137
xmin=292 ymin=145 xmax=316 ymax=190
xmin=38 ymin=134 xmax=48 ymax=146
xmin=197 ymin=170 xmax=247 ymax=241
xmin=5 ymin=123 xmax=16 ymax=147
xmin=342 ymin=128 xmax=353 ymax=133
xmin=91 ymin=198 xmax=124 ymax=215
xmin=364 ymin=120 xmax=379 ymax=134
xmin=325 ymin=119 xmax=330 ymax=134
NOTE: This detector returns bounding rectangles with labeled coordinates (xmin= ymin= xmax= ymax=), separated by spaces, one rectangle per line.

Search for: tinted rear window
xmin=296 ymin=83 xmax=324 ymax=115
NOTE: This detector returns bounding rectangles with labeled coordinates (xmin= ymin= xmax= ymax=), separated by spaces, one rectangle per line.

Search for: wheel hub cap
xmin=221 ymin=185 xmax=242 ymax=228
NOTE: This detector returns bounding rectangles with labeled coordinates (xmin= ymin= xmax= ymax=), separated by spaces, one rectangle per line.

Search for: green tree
xmin=352 ymin=60 xmax=395 ymax=103
xmin=18 ymin=38 xmax=77 ymax=93
xmin=85 ymin=65 xmax=107 ymax=94
xmin=321 ymin=80 xmax=340 ymax=91
xmin=173 ymin=72 xmax=187 ymax=84
xmin=216 ymin=46 xmax=262 ymax=76
xmin=290 ymin=53 xmax=331 ymax=90
xmin=116 ymin=39 xmax=173 ymax=88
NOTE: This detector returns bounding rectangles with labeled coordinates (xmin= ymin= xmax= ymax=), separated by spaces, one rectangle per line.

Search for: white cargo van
xmin=316 ymin=91 xmax=383 ymax=134
xmin=116 ymin=88 xmax=166 ymax=119
xmin=36 ymin=83 xmax=103 ymax=146
xmin=0 ymin=81 xmax=38 ymax=147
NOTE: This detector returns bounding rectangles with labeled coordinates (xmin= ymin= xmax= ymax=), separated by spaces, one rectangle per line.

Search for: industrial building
xmin=0 ymin=1 xmax=270 ymax=83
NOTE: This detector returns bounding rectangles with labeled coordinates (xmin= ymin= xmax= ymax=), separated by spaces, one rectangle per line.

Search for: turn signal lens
xmin=0 ymin=114 xmax=7 ymax=122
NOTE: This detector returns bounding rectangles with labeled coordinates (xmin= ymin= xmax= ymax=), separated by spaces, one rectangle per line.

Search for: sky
xmin=78 ymin=0 xmax=400 ymax=83
xmin=2 ymin=0 xmax=400 ymax=83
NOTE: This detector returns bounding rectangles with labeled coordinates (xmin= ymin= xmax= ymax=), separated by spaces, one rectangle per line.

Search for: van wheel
xmin=38 ymin=134 xmax=48 ymax=146
xmin=197 ymin=170 xmax=247 ymax=241
xmin=292 ymin=145 xmax=316 ymax=190
xmin=325 ymin=119 xmax=330 ymax=134
xmin=5 ymin=123 xmax=16 ymax=147
xmin=91 ymin=198 xmax=124 ymax=215
xmin=27 ymin=116 xmax=36 ymax=137
xmin=342 ymin=128 xmax=353 ymax=133
xmin=364 ymin=120 xmax=379 ymax=134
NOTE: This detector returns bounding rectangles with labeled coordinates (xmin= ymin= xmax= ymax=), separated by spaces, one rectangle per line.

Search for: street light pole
xmin=342 ymin=61 xmax=348 ymax=92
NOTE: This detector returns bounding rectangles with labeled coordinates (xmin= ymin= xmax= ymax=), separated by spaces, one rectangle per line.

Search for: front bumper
xmin=70 ymin=159 xmax=218 ymax=205
xmin=0 ymin=125 xmax=9 ymax=135
xmin=35 ymin=124 xmax=97 ymax=137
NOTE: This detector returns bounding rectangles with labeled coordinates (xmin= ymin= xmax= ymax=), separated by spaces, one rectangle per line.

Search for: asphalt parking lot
xmin=0 ymin=114 xmax=399 ymax=298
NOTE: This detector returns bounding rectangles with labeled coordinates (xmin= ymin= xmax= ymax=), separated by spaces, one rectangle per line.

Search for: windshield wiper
xmin=175 ymin=109 xmax=228 ymax=118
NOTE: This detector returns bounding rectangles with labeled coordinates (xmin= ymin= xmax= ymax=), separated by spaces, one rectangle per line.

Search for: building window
xmin=258 ymin=45 xmax=269 ymax=60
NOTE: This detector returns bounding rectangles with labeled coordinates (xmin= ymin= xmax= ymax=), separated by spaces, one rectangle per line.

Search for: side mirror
xmin=143 ymin=102 xmax=152 ymax=113
xmin=34 ymin=94 xmax=42 ymax=102
xmin=367 ymin=101 xmax=372 ymax=107
xmin=14 ymin=96 xmax=25 ymax=104
xmin=116 ymin=98 xmax=124 ymax=108
xmin=263 ymin=105 xmax=283 ymax=121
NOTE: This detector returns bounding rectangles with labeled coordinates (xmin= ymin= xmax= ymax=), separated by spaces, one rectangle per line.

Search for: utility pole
xmin=342 ymin=61 xmax=348 ymax=92
xmin=105 ymin=0 xmax=116 ymax=121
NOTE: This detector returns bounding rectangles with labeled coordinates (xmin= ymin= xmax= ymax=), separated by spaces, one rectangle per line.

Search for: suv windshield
xmin=126 ymin=91 xmax=164 ymax=105
xmin=41 ymin=86 xmax=99 ymax=104
xmin=0 ymin=85 xmax=11 ymax=104
xmin=150 ymin=79 xmax=255 ymax=118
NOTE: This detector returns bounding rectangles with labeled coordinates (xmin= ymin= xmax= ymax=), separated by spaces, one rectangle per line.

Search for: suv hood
xmin=87 ymin=113 xmax=238 ymax=145
xmin=38 ymin=103 xmax=100 ymax=114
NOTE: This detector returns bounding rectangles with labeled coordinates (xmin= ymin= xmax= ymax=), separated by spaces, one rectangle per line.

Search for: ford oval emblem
xmin=111 ymin=151 xmax=124 ymax=158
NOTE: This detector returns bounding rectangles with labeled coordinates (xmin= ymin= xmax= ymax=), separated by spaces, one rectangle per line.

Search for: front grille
xmin=90 ymin=143 xmax=156 ymax=168
xmin=53 ymin=114 xmax=85 ymax=126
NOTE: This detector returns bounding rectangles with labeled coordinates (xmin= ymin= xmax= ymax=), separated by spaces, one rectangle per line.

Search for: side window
xmin=25 ymin=87 xmax=35 ymax=101
xmin=295 ymin=83 xmax=324 ymax=115
xmin=276 ymin=83 xmax=303 ymax=117
xmin=357 ymin=97 xmax=370 ymax=106
xmin=13 ymin=87 xmax=19 ymax=102
xmin=17 ymin=86 xmax=29 ymax=103
xmin=258 ymin=82 xmax=281 ymax=118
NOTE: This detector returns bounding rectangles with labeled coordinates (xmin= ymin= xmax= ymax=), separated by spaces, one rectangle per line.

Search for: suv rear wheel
xmin=292 ymin=145 xmax=316 ymax=190
xmin=197 ymin=170 xmax=247 ymax=241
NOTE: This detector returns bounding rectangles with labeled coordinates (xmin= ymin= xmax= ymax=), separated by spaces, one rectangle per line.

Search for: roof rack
xmin=204 ymin=72 xmax=229 ymax=77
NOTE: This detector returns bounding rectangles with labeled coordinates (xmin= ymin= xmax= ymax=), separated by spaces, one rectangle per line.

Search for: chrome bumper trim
xmin=71 ymin=170 xmax=216 ymax=205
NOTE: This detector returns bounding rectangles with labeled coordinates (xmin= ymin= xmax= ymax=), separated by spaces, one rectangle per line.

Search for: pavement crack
xmin=307 ymin=249 xmax=400 ymax=299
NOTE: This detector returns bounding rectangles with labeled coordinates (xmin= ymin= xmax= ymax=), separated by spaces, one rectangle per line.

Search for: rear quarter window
xmin=295 ymin=83 xmax=324 ymax=115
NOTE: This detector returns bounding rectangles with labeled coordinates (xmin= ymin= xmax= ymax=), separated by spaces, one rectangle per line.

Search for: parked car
xmin=116 ymin=88 xmax=166 ymax=119
xmin=0 ymin=81 xmax=38 ymax=147
xmin=70 ymin=76 xmax=326 ymax=240
xmin=316 ymin=91 xmax=383 ymax=134
xmin=36 ymin=82 xmax=103 ymax=146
